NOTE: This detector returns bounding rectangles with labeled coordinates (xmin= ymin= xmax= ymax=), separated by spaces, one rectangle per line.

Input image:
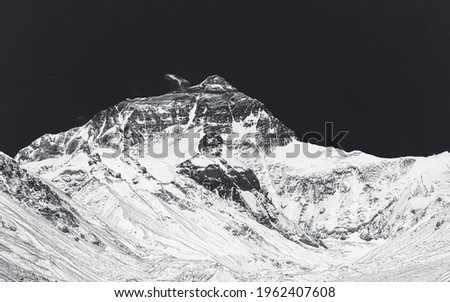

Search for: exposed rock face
xmin=256 ymin=157 xmax=418 ymax=241
xmin=0 ymin=153 xmax=80 ymax=232
xmin=16 ymin=75 xmax=294 ymax=164
xmin=177 ymin=155 xmax=278 ymax=228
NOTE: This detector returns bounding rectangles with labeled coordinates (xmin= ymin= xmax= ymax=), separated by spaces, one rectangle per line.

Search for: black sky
xmin=1 ymin=0 xmax=450 ymax=157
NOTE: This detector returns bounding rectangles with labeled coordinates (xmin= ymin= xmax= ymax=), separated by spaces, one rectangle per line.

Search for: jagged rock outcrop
xmin=0 ymin=153 xmax=79 ymax=233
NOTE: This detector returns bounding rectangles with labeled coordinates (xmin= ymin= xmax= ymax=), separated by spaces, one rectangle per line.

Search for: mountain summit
xmin=187 ymin=75 xmax=238 ymax=93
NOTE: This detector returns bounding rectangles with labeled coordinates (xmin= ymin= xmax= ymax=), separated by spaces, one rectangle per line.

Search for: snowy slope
xmin=5 ymin=75 xmax=450 ymax=281
xmin=1 ymin=151 xmax=328 ymax=281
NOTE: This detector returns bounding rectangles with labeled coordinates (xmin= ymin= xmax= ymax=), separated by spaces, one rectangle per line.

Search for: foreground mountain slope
xmin=0 ymin=152 xmax=150 ymax=281
xmin=7 ymin=75 xmax=450 ymax=281
xmin=1 ymin=151 xmax=328 ymax=281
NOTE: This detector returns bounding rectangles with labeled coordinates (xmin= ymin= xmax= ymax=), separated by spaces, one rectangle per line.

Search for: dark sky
xmin=1 ymin=0 xmax=450 ymax=158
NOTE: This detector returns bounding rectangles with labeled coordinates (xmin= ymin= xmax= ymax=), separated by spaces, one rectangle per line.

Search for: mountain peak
xmin=200 ymin=75 xmax=231 ymax=86
xmin=188 ymin=75 xmax=238 ymax=93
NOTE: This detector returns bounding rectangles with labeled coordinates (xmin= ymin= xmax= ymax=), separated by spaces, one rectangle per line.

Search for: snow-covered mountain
xmin=2 ymin=75 xmax=450 ymax=281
